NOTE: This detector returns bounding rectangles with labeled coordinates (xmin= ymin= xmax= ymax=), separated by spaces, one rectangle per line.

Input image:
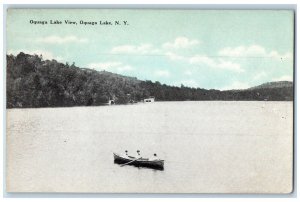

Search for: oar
xmin=120 ymin=158 xmax=141 ymax=167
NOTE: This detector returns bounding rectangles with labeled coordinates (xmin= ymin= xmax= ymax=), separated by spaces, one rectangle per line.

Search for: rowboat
xmin=113 ymin=153 xmax=164 ymax=170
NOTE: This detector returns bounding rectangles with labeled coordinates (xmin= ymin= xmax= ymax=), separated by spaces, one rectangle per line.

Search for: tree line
xmin=6 ymin=52 xmax=293 ymax=108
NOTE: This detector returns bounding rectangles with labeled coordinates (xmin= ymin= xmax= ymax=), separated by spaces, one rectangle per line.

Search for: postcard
xmin=6 ymin=9 xmax=294 ymax=193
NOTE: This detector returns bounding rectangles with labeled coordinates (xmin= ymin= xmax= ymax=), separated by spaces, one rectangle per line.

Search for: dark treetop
xmin=6 ymin=53 xmax=293 ymax=108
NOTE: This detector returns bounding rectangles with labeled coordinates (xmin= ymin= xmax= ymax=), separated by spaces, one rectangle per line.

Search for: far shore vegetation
xmin=6 ymin=52 xmax=293 ymax=108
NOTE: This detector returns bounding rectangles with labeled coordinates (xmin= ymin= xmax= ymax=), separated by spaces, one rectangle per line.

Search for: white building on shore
xmin=144 ymin=96 xmax=155 ymax=103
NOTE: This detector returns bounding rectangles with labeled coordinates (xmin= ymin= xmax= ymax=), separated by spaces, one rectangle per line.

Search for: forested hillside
xmin=6 ymin=53 xmax=293 ymax=108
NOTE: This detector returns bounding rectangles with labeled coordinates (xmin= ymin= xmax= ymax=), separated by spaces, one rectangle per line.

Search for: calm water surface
xmin=6 ymin=101 xmax=293 ymax=193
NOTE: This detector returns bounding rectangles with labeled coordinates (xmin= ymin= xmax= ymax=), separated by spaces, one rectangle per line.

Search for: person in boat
xmin=123 ymin=150 xmax=135 ymax=159
xmin=136 ymin=150 xmax=150 ymax=160
xmin=136 ymin=150 xmax=141 ymax=158
xmin=150 ymin=153 xmax=159 ymax=161
xmin=121 ymin=150 xmax=129 ymax=158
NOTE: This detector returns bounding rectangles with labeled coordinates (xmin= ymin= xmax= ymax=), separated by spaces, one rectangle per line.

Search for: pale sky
xmin=7 ymin=9 xmax=294 ymax=90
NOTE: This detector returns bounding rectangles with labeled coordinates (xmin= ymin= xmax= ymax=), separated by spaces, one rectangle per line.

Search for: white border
xmin=1 ymin=1 xmax=298 ymax=201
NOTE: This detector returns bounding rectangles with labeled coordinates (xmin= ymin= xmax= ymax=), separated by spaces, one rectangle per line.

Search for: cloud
xmin=189 ymin=55 xmax=214 ymax=66
xmin=189 ymin=55 xmax=244 ymax=72
xmin=162 ymin=37 xmax=200 ymax=49
xmin=219 ymin=45 xmax=292 ymax=60
xmin=165 ymin=51 xmax=243 ymax=72
xmin=219 ymin=45 xmax=265 ymax=57
xmin=272 ymin=75 xmax=293 ymax=82
xmin=111 ymin=44 xmax=160 ymax=54
xmin=165 ymin=52 xmax=185 ymax=61
xmin=86 ymin=61 xmax=134 ymax=73
xmin=268 ymin=51 xmax=293 ymax=61
xmin=155 ymin=70 xmax=170 ymax=77
xmin=184 ymin=70 xmax=193 ymax=76
xmin=36 ymin=35 xmax=88 ymax=44
xmin=117 ymin=65 xmax=134 ymax=72
xmin=7 ymin=49 xmax=64 ymax=61
xmin=111 ymin=37 xmax=200 ymax=56
xmin=253 ymin=71 xmax=267 ymax=80
xmin=220 ymin=81 xmax=250 ymax=91
xmin=217 ymin=60 xmax=243 ymax=72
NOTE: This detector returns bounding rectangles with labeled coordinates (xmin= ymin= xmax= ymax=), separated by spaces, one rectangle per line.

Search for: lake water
xmin=6 ymin=101 xmax=293 ymax=193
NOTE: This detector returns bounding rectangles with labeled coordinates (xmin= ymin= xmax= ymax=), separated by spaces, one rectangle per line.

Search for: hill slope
xmin=249 ymin=81 xmax=293 ymax=90
xmin=6 ymin=52 xmax=293 ymax=108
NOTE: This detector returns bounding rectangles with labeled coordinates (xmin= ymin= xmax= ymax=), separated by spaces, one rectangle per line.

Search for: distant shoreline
xmin=6 ymin=100 xmax=293 ymax=110
xmin=6 ymin=52 xmax=293 ymax=108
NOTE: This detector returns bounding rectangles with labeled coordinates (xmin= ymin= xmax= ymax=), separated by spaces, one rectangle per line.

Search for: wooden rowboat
xmin=113 ymin=153 xmax=164 ymax=170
